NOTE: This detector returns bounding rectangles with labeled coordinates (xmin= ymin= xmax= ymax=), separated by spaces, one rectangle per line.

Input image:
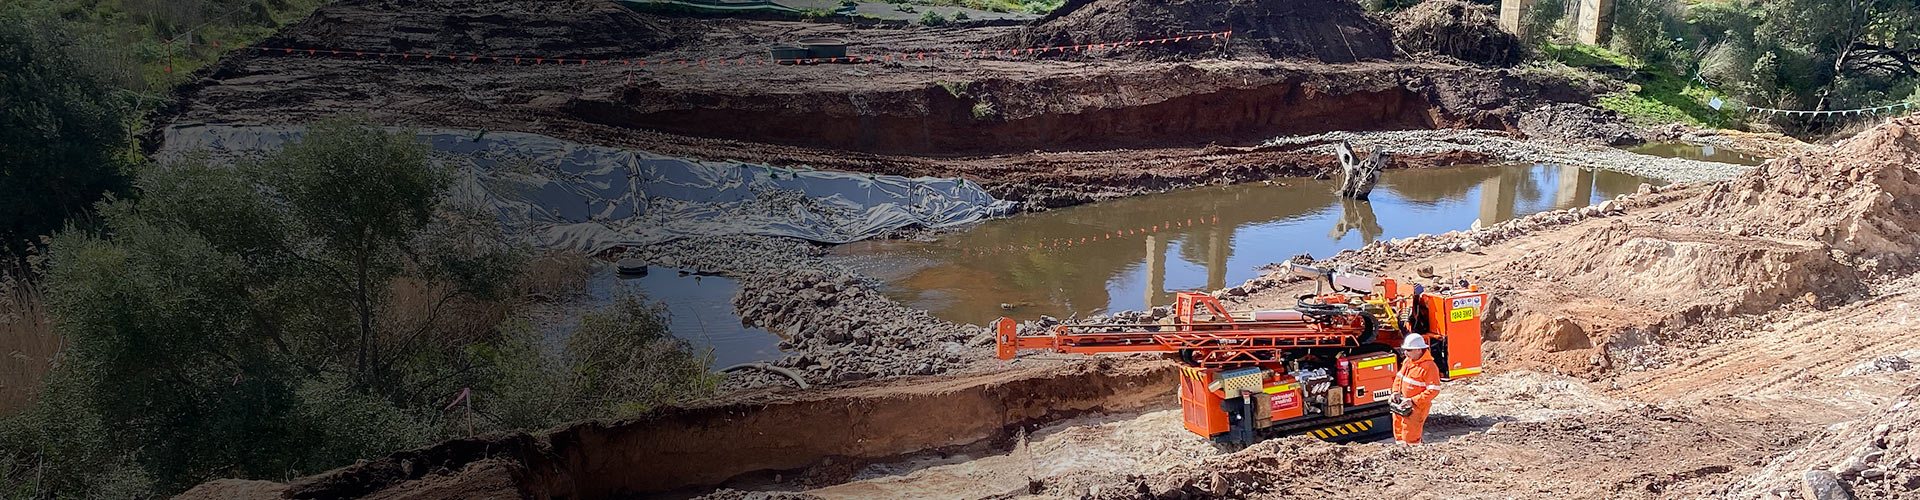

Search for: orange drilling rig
xmin=993 ymin=264 xmax=1487 ymax=447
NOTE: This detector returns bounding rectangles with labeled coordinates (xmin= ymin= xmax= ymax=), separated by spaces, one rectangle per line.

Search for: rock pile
xmin=1516 ymin=103 xmax=1642 ymax=146
xmin=733 ymin=269 xmax=989 ymax=383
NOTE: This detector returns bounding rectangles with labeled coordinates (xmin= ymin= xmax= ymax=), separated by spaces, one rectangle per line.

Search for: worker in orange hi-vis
xmin=1389 ymin=334 xmax=1442 ymax=444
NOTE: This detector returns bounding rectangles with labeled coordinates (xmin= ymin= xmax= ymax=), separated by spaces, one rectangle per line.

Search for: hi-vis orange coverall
xmin=1391 ymin=350 xmax=1442 ymax=443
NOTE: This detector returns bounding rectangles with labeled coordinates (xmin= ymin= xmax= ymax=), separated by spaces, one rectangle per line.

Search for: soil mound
xmin=1516 ymin=103 xmax=1640 ymax=145
xmin=1684 ymin=116 xmax=1920 ymax=272
xmin=1389 ymin=0 xmax=1524 ymax=67
xmin=1529 ymin=223 xmax=1863 ymax=316
xmin=259 ymin=0 xmax=685 ymax=58
xmin=732 ymin=269 xmax=989 ymax=383
xmin=1007 ymin=0 xmax=1395 ymax=62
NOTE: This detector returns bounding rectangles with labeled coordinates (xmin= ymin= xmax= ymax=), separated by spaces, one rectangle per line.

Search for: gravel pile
xmin=619 ymin=234 xmax=992 ymax=388
xmin=1265 ymin=129 xmax=1752 ymax=182
xmin=1516 ymin=103 xmax=1643 ymax=146
xmin=733 ymin=269 xmax=991 ymax=384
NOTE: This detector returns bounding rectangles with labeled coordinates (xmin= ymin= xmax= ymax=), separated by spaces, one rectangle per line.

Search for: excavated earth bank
xmin=175 ymin=360 xmax=1174 ymax=499
xmin=162 ymin=0 xmax=1918 ymax=498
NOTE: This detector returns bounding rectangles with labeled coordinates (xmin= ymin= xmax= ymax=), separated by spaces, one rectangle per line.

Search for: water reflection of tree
xmin=1328 ymin=198 xmax=1383 ymax=244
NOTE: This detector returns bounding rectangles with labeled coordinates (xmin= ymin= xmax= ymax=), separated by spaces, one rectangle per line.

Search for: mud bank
xmin=186 ymin=360 xmax=1177 ymax=499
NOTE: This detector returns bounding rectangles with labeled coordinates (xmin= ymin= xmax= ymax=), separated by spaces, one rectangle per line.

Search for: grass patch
xmin=0 ymin=279 xmax=56 ymax=416
xmin=9 ymin=0 xmax=330 ymax=94
xmin=1597 ymin=67 xmax=1737 ymax=127
xmin=1541 ymin=42 xmax=1640 ymax=70
xmin=1542 ymin=42 xmax=1736 ymax=128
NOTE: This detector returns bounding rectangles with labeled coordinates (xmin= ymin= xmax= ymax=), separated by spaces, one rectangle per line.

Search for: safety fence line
xmin=162 ymin=30 xmax=1231 ymax=73
xmin=1741 ymin=101 xmax=1916 ymax=118
xmin=960 ymin=215 xmax=1222 ymax=257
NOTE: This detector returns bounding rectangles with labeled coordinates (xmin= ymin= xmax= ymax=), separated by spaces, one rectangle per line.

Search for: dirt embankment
xmin=174 ymin=360 xmax=1175 ymax=500
xmin=999 ymin=0 xmax=1394 ymax=63
xmin=160 ymin=0 xmax=1607 ymax=174
xmin=587 ymin=62 xmax=1505 ymax=156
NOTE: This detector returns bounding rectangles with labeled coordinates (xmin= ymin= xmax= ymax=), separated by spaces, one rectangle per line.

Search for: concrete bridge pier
xmin=1501 ymin=0 xmax=1614 ymax=46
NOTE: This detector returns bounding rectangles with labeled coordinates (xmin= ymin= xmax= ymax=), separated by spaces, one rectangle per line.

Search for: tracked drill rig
xmin=993 ymin=264 xmax=1487 ymax=446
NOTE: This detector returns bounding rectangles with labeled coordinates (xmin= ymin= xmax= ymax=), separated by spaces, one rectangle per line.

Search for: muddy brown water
xmin=1629 ymin=141 xmax=1768 ymax=166
xmin=832 ymin=163 xmax=1664 ymax=326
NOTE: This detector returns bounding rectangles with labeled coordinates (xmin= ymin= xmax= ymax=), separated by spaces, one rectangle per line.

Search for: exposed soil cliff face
xmin=204 ymin=361 xmax=1177 ymax=499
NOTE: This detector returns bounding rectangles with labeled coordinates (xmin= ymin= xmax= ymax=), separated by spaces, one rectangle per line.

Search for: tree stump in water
xmin=1334 ymin=141 xmax=1387 ymax=200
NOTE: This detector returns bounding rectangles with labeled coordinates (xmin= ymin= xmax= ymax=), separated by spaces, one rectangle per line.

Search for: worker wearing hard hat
xmin=1389 ymin=333 xmax=1442 ymax=444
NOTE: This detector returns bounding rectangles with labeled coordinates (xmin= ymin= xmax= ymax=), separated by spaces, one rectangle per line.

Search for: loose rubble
xmin=733 ymin=269 xmax=988 ymax=383
xmin=1729 ymin=384 xmax=1920 ymax=499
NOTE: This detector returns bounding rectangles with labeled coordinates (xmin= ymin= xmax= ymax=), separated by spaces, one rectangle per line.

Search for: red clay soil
xmin=170 ymin=360 xmax=1175 ymax=500
xmin=157 ymin=0 xmax=1592 ymax=200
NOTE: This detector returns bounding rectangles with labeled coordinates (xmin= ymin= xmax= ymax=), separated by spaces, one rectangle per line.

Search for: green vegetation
xmin=1526 ymin=0 xmax=1920 ymax=131
xmin=938 ymin=80 xmax=970 ymax=98
xmin=920 ymin=9 xmax=947 ymax=25
xmin=1539 ymin=42 xmax=1736 ymax=126
xmin=972 ymin=101 xmax=998 ymax=119
xmin=1361 ymin=0 xmax=1424 ymax=13
xmin=1522 ymin=0 xmax=1569 ymax=44
xmin=0 ymin=119 xmax=716 ymax=497
xmin=5 ymin=0 xmax=328 ymax=95
xmin=0 ymin=0 xmax=330 ymax=265
xmin=0 ymin=12 xmax=135 ymax=266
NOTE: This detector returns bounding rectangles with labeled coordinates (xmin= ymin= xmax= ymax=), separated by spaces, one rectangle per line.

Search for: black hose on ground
xmin=719 ymin=362 xmax=810 ymax=389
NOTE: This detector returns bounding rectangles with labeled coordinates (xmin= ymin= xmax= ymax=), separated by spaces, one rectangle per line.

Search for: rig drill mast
xmin=994 ymin=264 xmax=1487 ymax=445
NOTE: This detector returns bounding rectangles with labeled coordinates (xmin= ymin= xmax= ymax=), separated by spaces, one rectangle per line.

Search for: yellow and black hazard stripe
xmin=1310 ymin=419 xmax=1377 ymax=439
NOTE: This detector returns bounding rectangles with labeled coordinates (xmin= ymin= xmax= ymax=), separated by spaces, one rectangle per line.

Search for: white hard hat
xmin=1400 ymin=334 xmax=1430 ymax=350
